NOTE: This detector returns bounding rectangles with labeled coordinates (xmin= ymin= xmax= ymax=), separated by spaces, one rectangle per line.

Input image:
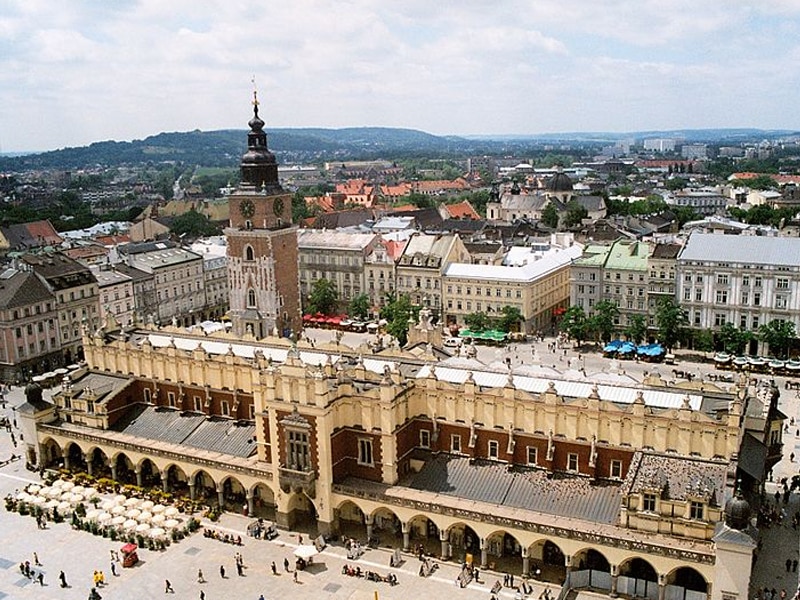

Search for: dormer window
xmin=689 ymin=500 xmax=704 ymax=520
xmin=643 ymin=492 xmax=657 ymax=512
xmin=245 ymin=245 xmax=255 ymax=261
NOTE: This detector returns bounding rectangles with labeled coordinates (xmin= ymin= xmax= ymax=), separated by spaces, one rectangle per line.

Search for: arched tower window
xmin=247 ymin=289 xmax=257 ymax=308
xmin=244 ymin=245 xmax=255 ymax=261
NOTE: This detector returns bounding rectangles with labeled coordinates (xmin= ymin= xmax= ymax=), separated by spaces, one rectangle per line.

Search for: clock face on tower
xmin=240 ymin=198 xmax=255 ymax=220
xmin=273 ymin=197 xmax=284 ymax=217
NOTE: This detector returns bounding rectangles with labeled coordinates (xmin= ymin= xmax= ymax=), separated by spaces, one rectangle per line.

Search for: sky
xmin=2 ymin=0 xmax=800 ymax=152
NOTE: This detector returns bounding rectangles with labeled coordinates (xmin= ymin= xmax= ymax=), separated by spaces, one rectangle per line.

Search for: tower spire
xmin=240 ymin=81 xmax=279 ymax=191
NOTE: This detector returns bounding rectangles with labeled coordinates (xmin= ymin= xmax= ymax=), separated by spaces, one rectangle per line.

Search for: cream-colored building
xmin=21 ymin=320 xmax=774 ymax=600
xmin=443 ymin=238 xmax=582 ymax=333
xmin=92 ymin=266 xmax=135 ymax=329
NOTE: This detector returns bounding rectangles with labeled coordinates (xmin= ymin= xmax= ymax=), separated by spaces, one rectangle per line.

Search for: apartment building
xmin=677 ymin=232 xmax=800 ymax=354
xmin=92 ymin=266 xmax=135 ymax=329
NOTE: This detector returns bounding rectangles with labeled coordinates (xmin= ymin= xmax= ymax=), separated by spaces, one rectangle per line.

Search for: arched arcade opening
xmin=571 ymin=548 xmax=612 ymax=592
xmin=529 ymin=539 xmax=566 ymax=584
xmin=618 ymin=557 xmax=659 ymax=599
xmin=665 ymin=567 xmax=708 ymax=600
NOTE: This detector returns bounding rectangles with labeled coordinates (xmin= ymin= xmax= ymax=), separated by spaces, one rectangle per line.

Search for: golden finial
xmin=251 ymin=76 xmax=259 ymax=109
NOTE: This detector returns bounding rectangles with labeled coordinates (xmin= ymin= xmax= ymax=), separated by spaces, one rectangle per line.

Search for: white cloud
xmin=0 ymin=0 xmax=799 ymax=151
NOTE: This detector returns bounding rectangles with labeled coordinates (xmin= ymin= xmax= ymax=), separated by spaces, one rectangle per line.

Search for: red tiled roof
xmin=25 ymin=220 xmax=63 ymax=245
xmin=444 ymin=200 xmax=480 ymax=220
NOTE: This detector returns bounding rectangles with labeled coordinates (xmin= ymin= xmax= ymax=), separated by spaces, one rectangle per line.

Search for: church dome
xmin=723 ymin=494 xmax=751 ymax=530
xmin=547 ymin=168 xmax=573 ymax=193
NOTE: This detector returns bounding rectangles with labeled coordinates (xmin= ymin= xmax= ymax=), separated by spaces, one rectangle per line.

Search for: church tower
xmin=226 ymin=91 xmax=300 ymax=338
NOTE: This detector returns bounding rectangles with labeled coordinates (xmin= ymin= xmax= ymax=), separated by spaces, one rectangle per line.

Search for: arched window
xmin=244 ymin=245 xmax=255 ymax=261
xmin=247 ymin=289 xmax=256 ymax=308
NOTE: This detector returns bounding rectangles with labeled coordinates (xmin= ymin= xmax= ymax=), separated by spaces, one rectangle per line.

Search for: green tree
xmin=692 ymin=329 xmax=715 ymax=354
xmin=307 ymin=278 xmax=339 ymax=316
xmin=734 ymin=175 xmax=777 ymax=190
xmin=655 ymin=297 xmax=687 ymax=351
xmin=560 ymin=306 xmax=588 ymax=344
xmin=589 ymin=300 xmax=619 ymax=343
xmin=408 ymin=192 xmax=435 ymax=209
xmin=717 ymin=323 xmax=754 ymax=355
xmin=665 ymin=178 xmax=685 ymax=191
xmin=464 ymin=311 xmax=492 ymax=332
xmin=624 ymin=314 xmax=647 ymax=345
xmin=497 ymin=306 xmax=524 ymax=333
xmin=380 ymin=293 xmax=418 ymax=346
xmin=541 ymin=202 xmax=560 ymax=229
xmin=169 ymin=209 xmax=220 ymax=238
xmin=759 ymin=319 xmax=796 ymax=358
xmin=348 ymin=293 xmax=370 ymax=321
xmin=673 ymin=206 xmax=700 ymax=227
xmin=563 ymin=200 xmax=588 ymax=228
xmin=292 ymin=191 xmax=311 ymax=224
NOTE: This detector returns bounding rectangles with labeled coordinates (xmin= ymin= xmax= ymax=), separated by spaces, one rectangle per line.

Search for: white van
xmin=444 ymin=337 xmax=463 ymax=349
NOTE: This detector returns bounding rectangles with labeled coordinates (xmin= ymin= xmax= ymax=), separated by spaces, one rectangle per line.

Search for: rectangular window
xmin=684 ymin=289 xmax=691 ymax=301
xmin=420 ymin=429 xmax=431 ymax=448
xmin=358 ymin=438 xmax=373 ymax=465
xmin=143 ymin=388 xmax=152 ymax=403
xmin=643 ymin=493 xmax=657 ymax=512
xmin=753 ymin=292 xmax=761 ymax=306
xmin=527 ymin=446 xmax=538 ymax=465
xmin=714 ymin=313 xmax=726 ymax=327
xmin=741 ymin=292 xmax=749 ymax=304
xmin=752 ymin=316 xmax=760 ymax=329
xmin=717 ymin=274 xmax=729 ymax=285
xmin=610 ymin=460 xmax=622 ymax=479
xmin=488 ymin=440 xmax=499 ymax=459
xmin=287 ymin=430 xmax=310 ymax=471
xmin=451 ymin=434 xmax=461 ymax=453
xmin=690 ymin=501 xmax=704 ymax=520
xmin=777 ymin=278 xmax=790 ymax=290
xmin=221 ymin=400 xmax=230 ymax=416
xmin=194 ymin=396 xmax=203 ymax=412
xmin=715 ymin=290 xmax=728 ymax=304
xmin=776 ymin=295 xmax=788 ymax=309
xmin=167 ymin=392 xmax=175 ymax=407
xmin=567 ymin=453 xmax=579 ymax=472
xmin=695 ymin=290 xmax=702 ymax=302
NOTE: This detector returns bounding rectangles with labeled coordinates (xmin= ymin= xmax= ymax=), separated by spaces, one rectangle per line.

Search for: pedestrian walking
xmin=198 ymin=569 xmax=205 ymax=583
xmin=165 ymin=579 xmax=174 ymax=593
xmin=33 ymin=552 xmax=41 ymax=566
xmin=59 ymin=570 xmax=68 ymax=588
xmin=793 ymin=559 xmax=798 ymax=572
xmin=200 ymin=591 xmax=205 ymax=600
xmin=271 ymin=561 xmax=277 ymax=575
xmin=236 ymin=562 xmax=243 ymax=577
xmin=219 ymin=565 xmax=226 ymax=579
xmin=110 ymin=561 xmax=117 ymax=576
xmin=37 ymin=572 xmax=44 ymax=586
xmin=788 ymin=558 xmax=794 ymax=572
xmin=293 ymin=570 xmax=299 ymax=583
xmin=283 ymin=557 xmax=289 ymax=571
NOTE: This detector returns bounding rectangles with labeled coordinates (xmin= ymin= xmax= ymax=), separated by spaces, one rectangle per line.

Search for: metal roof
xmin=408 ymin=455 xmax=623 ymax=524
xmin=679 ymin=231 xmax=800 ymax=267
xmin=415 ymin=365 xmax=703 ymax=410
xmin=444 ymin=244 xmax=581 ymax=283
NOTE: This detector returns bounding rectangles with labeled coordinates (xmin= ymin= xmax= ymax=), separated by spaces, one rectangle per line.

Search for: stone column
xmin=610 ymin=564 xmax=618 ymax=597
xmin=188 ymin=481 xmax=196 ymax=501
xmin=440 ymin=530 xmax=449 ymax=560
xmin=365 ymin=514 xmax=374 ymax=543
xmin=658 ymin=575 xmax=666 ymax=600
xmin=522 ymin=545 xmax=530 ymax=577
xmin=565 ymin=556 xmax=573 ymax=588
xmin=87 ymin=460 xmax=93 ymax=476
xmin=135 ymin=467 xmax=143 ymax=488
xmin=162 ymin=478 xmax=169 ymax=493
xmin=247 ymin=493 xmax=254 ymax=516
xmin=63 ymin=454 xmax=70 ymax=471
xmin=110 ymin=463 xmax=117 ymax=481
xmin=706 ymin=582 xmax=712 ymax=600
xmin=480 ymin=538 xmax=488 ymax=569
xmin=401 ymin=521 xmax=410 ymax=552
xmin=217 ymin=489 xmax=224 ymax=509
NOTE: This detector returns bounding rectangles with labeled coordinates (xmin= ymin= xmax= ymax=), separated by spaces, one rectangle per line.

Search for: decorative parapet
xmin=278 ymin=466 xmax=316 ymax=498
xmin=333 ymin=483 xmax=715 ymax=565
xmin=38 ymin=423 xmax=272 ymax=481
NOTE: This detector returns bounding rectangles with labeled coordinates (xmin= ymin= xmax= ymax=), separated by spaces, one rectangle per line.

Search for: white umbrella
xmin=135 ymin=523 xmax=150 ymax=533
xmin=59 ymin=492 xmax=73 ymax=502
xmin=151 ymin=514 xmax=166 ymax=525
xmin=125 ymin=508 xmax=141 ymax=519
xmin=140 ymin=500 xmax=154 ymax=511
xmin=293 ymin=545 xmax=319 ymax=560
xmin=68 ymin=492 xmax=85 ymax=505
xmin=124 ymin=497 xmax=140 ymax=508
xmin=111 ymin=505 xmax=126 ymax=516
xmin=149 ymin=527 xmax=166 ymax=538
xmin=84 ymin=487 xmax=99 ymax=499
xmin=164 ymin=518 xmax=180 ymax=529
xmin=85 ymin=509 xmax=101 ymax=521
xmin=152 ymin=504 xmax=166 ymax=514
xmin=15 ymin=491 xmax=31 ymax=502
xmin=28 ymin=484 xmax=41 ymax=494
xmin=31 ymin=496 xmax=46 ymax=506
xmin=47 ymin=488 xmax=63 ymax=499
xmin=71 ymin=485 xmax=85 ymax=495
xmin=57 ymin=501 xmax=72 ymax=515
xmin=51 ymin=479 xmax=64 ymax=489
xmin=97 ymin=512 xmax=112 ymax=523
xmin=61 ymin=481 xmax=75 ymax=492
xmin=138 ymin=511 xmax=153 ymax=523
xmin=123 ymin=519 xmax=138 ymax=530
xmin=111 ymin=515 xmax=126 ymax=526
xmin=37 ymin=486 xmax=52 ymax=497
xmin=164 ymin=507 xmax=179 ymax=517
xmin=101 ymin=500 xmax=116 ymax=511
xmin=45 ymin=499 xmax=61 ymax=510
xmin=114 ymin=495 xmax=127 ymax=505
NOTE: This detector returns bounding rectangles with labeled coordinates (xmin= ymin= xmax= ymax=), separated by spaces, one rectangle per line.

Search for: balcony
xmin=278 ymin=465 xmax=317 ymax=497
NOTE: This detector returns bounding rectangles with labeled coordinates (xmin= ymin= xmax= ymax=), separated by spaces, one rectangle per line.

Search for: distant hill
xmin=0 ymin=127 xmax=486 ymax=171
xmin=2 ymin=127 xmax=797 ymax=172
